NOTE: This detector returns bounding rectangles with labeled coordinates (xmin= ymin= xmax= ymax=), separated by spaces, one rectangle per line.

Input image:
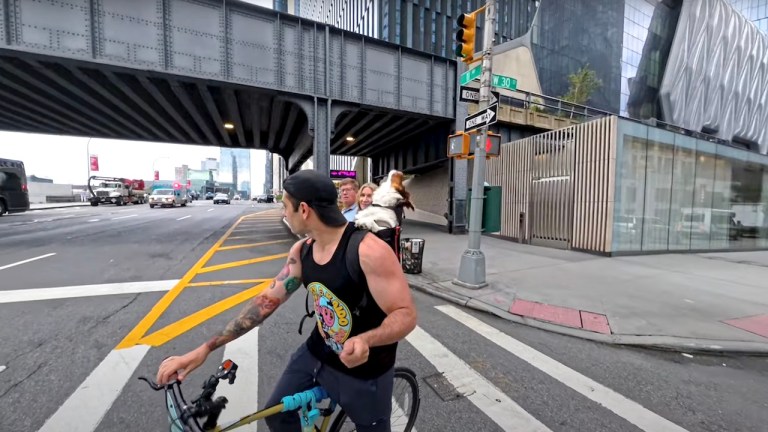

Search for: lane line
xmin=226 ymin=233 xmax=289 ymax=240
xmin=197 ymin=253 xmax=289 ymax=274
xmin=88 ymin=219 xmax=100 ymax=222
xmin=217 ymin=240 xmax=292 ymax=251
xmin=112 ymin=214 xmax=137 ymax=220
xmin=138 ymin=281 xmax=271 ymax=346
xmin=0 ymin=253 xmax=56 ymax=271
xmin=38 ymin=345 xmax=150 ymax=432
xmin=186 ymin=279 xmax=270 ymax=287
xmin=406 ymin=326 xmax=552 ymax=432
xmin=218 ymin=328 xmax=260 ymax=431
xmin=0 ymin=280 xmax=178 ymax=304
xmin=207 ymin=208 xmax=215 ymax=212
xmin=116 ymin=210 xmax=271 ymax=350
xmin=436 ymin=305 xmax=690 ymax=432
xmin=177 ymin=215 xmax=191 ymax=221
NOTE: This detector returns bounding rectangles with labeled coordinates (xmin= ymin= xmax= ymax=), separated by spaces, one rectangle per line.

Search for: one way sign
xmin=464 ymin=103 xmax=498 ymax=132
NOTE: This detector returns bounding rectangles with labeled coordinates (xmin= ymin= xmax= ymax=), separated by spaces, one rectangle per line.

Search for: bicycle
xmin=140 ymin=359 xmax=420 ymax=432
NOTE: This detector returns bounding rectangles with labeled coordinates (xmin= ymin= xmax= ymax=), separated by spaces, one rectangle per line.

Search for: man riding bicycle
xmin=156 ymin=170 xmax=418 ymax=432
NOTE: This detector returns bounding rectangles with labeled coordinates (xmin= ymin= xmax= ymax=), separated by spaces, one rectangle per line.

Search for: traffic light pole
xmin=454 ymin=0 xmax=495 ymax=289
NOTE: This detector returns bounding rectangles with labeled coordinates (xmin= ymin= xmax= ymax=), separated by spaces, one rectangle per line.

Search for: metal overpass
xmin=0 ymin=0 xmax=456 ymax=175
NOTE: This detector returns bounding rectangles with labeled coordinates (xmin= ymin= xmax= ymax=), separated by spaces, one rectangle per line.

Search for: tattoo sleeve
xmin=204 ymin=256 xmax=302 ymax=352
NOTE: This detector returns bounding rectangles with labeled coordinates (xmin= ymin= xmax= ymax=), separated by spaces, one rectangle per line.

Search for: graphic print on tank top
xmin=307 ymin=281 xmax=352 ymax=353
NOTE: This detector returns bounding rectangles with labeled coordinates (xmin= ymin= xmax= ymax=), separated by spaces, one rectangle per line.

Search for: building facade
xmin=488 ymin=116 xmax=768 ymax=254
xmin=486 ymin=0 xmax=768 ymax=254
xmin=291 ymin=0 xmax=537 ymax=57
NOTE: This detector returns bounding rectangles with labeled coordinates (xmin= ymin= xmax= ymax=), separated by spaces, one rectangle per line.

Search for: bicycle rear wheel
xmin=329 ymin=367 xmax=420 ymax=432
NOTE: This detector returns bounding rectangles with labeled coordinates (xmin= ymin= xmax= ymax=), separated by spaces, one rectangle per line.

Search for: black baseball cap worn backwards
xmin=283 ymin=170 xmax=348 ymax=227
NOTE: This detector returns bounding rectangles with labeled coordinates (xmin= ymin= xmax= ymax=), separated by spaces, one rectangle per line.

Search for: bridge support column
xmin=312 ymin=98 xmax=331 ymax=176
xmin=265 ymin=152 xmax=273 ymax=194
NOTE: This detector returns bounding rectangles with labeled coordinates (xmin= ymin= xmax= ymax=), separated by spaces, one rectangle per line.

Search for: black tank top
xmin=301 ymin=223 xmax=397 ymax=379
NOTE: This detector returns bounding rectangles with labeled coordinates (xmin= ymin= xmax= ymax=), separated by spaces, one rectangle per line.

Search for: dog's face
xmin=370 ymin=170 xmax=412 ymax=208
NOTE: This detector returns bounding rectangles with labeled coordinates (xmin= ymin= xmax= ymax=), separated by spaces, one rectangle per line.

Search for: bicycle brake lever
xmin=137 ymin=376 xmax=164 ymax=391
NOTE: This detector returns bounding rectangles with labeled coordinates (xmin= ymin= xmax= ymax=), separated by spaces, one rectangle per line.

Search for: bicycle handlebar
xmin=140 ymin=359 xmax=333 ymax=432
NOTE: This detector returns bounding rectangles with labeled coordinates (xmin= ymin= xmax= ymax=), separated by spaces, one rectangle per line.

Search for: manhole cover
xmin=423 ymin=372 xmax=463 ymax=402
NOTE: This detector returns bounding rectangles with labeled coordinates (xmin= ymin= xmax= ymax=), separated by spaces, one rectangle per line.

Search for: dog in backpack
xmin=354 ymin=170 xmax=414 ymax=233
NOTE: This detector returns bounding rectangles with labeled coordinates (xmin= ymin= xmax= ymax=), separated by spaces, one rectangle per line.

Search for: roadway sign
xmin=492 ymin=74 xmax=517 ymax=91
xmin=460 ymin=65 xmax=481 ymax=85
xmin=459 ymin=86 xmax=500 ymax=103
xmin=464 ymin=103 xmax=498 ymax=132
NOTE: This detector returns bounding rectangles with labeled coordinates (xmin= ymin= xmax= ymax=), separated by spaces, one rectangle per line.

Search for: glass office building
xmin=219 ymin=148 xmax=252 ymax=199
xmin=293 ymin=0 xmax=536 ymax=58
xmin=488 ymin=116 xmax=768 ymax=254
xmin=614 ymin=120 xmax=768 ymax=253
xmin=729 ymin=0 xmax=768 ymax=32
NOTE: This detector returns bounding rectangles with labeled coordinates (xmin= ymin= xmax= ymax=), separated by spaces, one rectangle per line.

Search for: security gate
xmin=529 ymin=133 xmax=574 ymax=249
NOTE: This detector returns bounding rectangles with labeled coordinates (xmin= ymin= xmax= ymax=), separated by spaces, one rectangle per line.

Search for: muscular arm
xmin=356 ymin=235 xmax=417 ymax=348
xmin=202 ymin=239 xmax=306 ymax=352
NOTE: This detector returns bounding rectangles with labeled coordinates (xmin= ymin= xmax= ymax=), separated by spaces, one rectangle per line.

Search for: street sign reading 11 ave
xmin=460 ymin=65 xmax=482 ymax=86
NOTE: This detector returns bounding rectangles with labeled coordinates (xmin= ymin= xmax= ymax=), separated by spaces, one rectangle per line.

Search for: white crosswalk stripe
xmin=218 ymin=328 xmax=261 ymax=432
xmin=38 ymin=345 xmax=150 ymax=432
xmin=32 ymin=303 xmax=694 ymax=432
xmin=436 ymin=305 xmax=690 ymax=432
xmin=406 ymin=326 xmax=552 ymax=432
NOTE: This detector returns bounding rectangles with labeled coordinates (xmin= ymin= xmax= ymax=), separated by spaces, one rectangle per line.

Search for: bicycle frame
xmin=215 ymin=387 xmax=336 ymax=432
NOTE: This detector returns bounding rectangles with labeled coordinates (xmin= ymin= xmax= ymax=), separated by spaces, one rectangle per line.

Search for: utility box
xmin=466 ymin=185 xmax=502 ymax=233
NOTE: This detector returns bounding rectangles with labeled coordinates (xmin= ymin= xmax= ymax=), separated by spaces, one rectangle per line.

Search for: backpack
xmin=297 ymin=224 xmax=402 ymax=335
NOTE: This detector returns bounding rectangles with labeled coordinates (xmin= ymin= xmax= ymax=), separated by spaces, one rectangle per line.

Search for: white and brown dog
xmin=354 ymin=170 xmax=414 ymax=233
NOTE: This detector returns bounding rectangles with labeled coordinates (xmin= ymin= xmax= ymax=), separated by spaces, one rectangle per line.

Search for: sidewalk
xmin=29 ymin=202 xmax=90 ymax=210
xmin=401 ymin=220 xmax=768 ymax=355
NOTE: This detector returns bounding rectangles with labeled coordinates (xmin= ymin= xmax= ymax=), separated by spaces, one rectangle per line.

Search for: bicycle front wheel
xmin=329 ymin=367 xmax=420 ymax=432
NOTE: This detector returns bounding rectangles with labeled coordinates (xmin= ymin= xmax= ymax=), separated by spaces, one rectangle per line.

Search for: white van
xmin=149 ymin=188 xmax=187 ymax=208
xmin=676 ymin=208 xmax=739 ymax=240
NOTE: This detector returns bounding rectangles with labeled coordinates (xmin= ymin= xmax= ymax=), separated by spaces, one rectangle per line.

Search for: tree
xmin=562 ymin=65 xmax=602 ymax=106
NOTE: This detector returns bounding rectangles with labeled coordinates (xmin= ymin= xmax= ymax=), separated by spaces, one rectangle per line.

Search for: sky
xmin=1 ymin=131 xmax=267 ymax=191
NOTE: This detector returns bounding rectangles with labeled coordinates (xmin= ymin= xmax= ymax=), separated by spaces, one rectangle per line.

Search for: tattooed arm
xmin=156 ymin=239 xmax=305 ymax=384
xmin=204 ymin=239 xmax=305 ymax=352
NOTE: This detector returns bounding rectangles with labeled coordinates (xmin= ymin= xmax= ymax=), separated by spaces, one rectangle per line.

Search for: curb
xmin=30 ymin=204 xmax=91 ymax=211
xmin=408 ymin=278 xmax=768 ymax=356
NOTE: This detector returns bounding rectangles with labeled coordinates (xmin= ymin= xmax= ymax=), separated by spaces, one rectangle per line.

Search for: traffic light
xmin=447 ymin=132 xmax=470 ymax=157
xmin=455 ymin=11 xmax=478 ymax=63
xmin=467 ymin=132 xmax=502 ymax=158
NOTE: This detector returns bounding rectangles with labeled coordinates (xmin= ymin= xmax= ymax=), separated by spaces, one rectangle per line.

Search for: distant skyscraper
xmin=219 ymin=148 xmax=251 ymax=197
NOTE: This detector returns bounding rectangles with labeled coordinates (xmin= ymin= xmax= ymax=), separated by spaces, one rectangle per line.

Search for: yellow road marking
xmin=115 ymin=210 xmax=271 ymax=350
xmin=232 ymin=225 xmax=285 ymax=234
xmin=138 ymin=281 xmax=272 ymax=346
xmin=217 ymin=240 xmax=292 ymax=251
xmin=197 ymin=253 xmax=289 ymax=274
xmin=226 ymin=233 xmax=287 ymax=240
xmin=186 ymin=279 xmax=270 ymax=287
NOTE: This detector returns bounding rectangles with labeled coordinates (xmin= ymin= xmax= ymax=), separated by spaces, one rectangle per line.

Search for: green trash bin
xmin=466 ymin=185 xmax=502 ymax=233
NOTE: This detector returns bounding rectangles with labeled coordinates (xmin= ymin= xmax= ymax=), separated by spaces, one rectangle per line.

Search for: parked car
xmin=213 ymin=193 xmax=230 ymax=205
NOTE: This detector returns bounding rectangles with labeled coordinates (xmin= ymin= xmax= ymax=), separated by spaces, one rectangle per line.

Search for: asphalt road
xmin=0 ymin=201 xmax=766 ymax=432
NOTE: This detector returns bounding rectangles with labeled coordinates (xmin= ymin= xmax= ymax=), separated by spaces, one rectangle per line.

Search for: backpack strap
xmin=297 ymin=238 xmax=315 ymax=335
xmin=346 ymin=229 xmax=369 ymax=317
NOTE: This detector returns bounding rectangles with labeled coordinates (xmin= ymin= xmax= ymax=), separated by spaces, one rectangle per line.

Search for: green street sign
xmin=492 ymin=74 xmax=517 ymax=91
xmin=460 ymin=66 xmax=482 ymax=86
